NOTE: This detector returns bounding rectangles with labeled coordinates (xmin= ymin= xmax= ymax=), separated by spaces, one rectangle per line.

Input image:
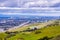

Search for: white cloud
xmin=0 ymin=0 xmax=60 ymax=8
xmin=0 ymin=0 xmax=60 ymax=16
xmin=23 ymin=0 xmax=49 ymax=8
xmin=0 ymin=3 xmax=5 ymax=7
xmin=47 ymin=0 xmax=60 ymax=6
xmin=23 ymin=0 xmax=60 ymax=8
xmin=1 ymin=12 xmax=60 ymax=16
xmin=0 ymin=0 xmax=18 ymax=7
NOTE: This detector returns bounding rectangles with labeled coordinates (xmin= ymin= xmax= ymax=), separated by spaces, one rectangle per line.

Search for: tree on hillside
xmin=38 ymin=36 xmax=53 ymax=40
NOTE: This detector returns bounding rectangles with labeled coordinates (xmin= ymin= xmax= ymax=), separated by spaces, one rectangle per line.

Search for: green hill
xmin=7 ymin=25 xmax=60 ymax=40
xmin=0 ymin=20 xmax=60 ymax=40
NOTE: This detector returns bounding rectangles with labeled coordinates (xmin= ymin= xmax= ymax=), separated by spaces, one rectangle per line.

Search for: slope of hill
xmin=7 ymin=20 xmax=57 ymax=32
xmin=0 ymin=20 xmax=60 ymax=40
xmin=7 ymin=22 xmax=60 ymax=40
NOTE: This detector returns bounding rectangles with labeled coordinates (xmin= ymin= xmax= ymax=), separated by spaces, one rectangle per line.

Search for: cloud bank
xmin=0 ymin=0 xmax=60 ymax=8
xmin=0 ymin=0 xmax=60 ymax=16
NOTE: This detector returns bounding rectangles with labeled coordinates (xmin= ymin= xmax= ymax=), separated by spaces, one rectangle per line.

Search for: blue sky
xmin=0 ymin=0 xmax=60 ymax=16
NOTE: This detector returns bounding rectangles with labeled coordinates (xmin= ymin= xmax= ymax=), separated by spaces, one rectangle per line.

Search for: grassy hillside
xmin=6 ymin=25 xmax=60 ymax=40
xmin=7 ymin=20 xmax=56 ymax=32
xmin=0 ymin=33 xmax=7 ymax=40
xmin=0 ymin=20 xmax=60 ymax=40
